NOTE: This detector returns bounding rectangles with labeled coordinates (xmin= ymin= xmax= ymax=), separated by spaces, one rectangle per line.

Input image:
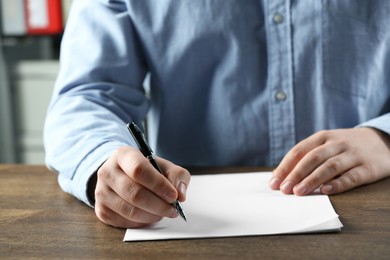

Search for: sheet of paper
xmin=124 ymin=172 xmax=342 ymax=241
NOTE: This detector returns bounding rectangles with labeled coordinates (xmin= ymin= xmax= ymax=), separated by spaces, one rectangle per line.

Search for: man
xmin=44 ymin=0 xmax=390 ymax=228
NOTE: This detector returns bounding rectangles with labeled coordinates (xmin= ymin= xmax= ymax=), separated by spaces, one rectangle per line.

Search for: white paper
xmin=124 ymin=172 xmax=342 ymax=241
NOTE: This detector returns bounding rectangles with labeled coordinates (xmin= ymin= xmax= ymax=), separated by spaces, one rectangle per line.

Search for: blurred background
xmin=0 ymin=0 xmax=72 ymax=164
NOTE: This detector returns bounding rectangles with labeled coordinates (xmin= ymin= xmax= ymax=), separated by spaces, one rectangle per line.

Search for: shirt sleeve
xmin=358 ymin=113 xmax=390 ymax=136
xmin=43 ymin=0 xmax=149 ymax=206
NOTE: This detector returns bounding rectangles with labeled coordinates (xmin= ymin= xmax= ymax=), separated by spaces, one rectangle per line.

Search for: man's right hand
xmin=94 ymin=146 xmax=190 ymax=228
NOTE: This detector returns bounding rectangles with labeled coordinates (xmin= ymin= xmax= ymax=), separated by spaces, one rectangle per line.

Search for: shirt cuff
xmin=59 ymin=142 xmax=125 ymax=207
xmin=357 ymin=114 xmax=390 ymax=136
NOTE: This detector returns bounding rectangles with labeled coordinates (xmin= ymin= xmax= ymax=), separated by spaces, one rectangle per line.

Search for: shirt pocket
xmin=322 ymin=0 xmax=390 ymax=97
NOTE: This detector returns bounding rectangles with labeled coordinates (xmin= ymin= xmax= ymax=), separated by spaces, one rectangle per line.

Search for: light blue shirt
xmin=44 ymin=0 xmax=390 ymax=206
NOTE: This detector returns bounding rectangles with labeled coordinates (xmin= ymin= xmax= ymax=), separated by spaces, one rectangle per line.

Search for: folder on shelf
xmin=1 ymin=0 xmax=63 ymax=36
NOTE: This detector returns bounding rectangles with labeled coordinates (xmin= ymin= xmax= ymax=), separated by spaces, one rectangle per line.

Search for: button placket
xmin=266 ymin=0 xmax=296 ymax=165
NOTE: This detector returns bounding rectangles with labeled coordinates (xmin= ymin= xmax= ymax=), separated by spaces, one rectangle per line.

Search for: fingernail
xmin=178 ymin=182 xmax=187 ymax=199
xmin=269 ymin=177 xmax=281 ymax=190
xmin=294 ymin=183 xmax=308 ymax=195
xmin=322 ymin=185 xmax=333 ymax=194
xmin=281 ymin=181 xmax=293 ymax=193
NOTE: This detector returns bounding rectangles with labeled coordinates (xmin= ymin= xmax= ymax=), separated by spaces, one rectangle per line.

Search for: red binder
xmin=24 ymin=0 xmax=63 ymax=35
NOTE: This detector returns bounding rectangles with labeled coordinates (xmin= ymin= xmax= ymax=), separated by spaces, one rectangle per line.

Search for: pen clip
xmin=127 ymin=122 xmax=153 ymax=157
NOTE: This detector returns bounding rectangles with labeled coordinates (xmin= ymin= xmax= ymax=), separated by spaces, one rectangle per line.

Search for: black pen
xmin=127 ymin=122 xmax=187 ymax=222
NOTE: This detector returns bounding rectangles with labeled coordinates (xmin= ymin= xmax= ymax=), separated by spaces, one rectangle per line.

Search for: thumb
xmin=157 ymin=157 xmax=191 ymax=202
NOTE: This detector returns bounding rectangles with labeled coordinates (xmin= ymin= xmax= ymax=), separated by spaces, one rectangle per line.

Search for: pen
xmin=127 ymin=122 xmax=187 ymax=222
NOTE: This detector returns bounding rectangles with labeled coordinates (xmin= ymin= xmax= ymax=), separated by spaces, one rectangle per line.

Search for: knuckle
xmin=97 ymin=160 xmax=117 ymax=183
xmin=316 ymin=130 xmax=328 ymax=140
xmin=152 ymin=177 xmax=169 ymax=194
xmin=315 ymin=130 xmax=336 ymax=144
xmin=94 ymin=186 xmax=105 ymax=200
xmin=94 ymin=179 xmax=111 ymax=201
xmin=335 ymin=138 xmax=348 ymax=149
xmin=183 ymin=169 xmax=191 ymax=184
xmin=129 ymin=160 xmax=145 ymax=180
xmin=128 ymin=206 xmax=142 ymax=220
xmin=97 ymin=166 xmax=109 ymax=180
xmin=333 ymin=168 xmax=365 ymax=194
xmin=181 ymin=168 xmax=191 ymax=179
xmin=175 ymin=166 xmax=189 ymax=177
xmin=167 ymin=166 xmax=191 ymax=183
xmin=290 ymin=146 xmax=306 ymax=160
xmin=116 ymin=199 xmax=131 ymax=216
xmin=343 ymin=170 xmax=361 ymax=186
xmin=325 ymin=159 xmax=341 ymax=173
xmin=128 ymin=186 xmax=146 ymax=205
xmin=95 ymin=205 xmax=112 ymax=224
xmin=180 ymin=169 xmax=191 ymax=185
xmin=309 ymin=152 xmax=323 ymax=165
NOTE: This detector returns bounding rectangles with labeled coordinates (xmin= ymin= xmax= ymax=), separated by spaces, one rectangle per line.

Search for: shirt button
xmin=275 ymin=90 xmax=287 ymax=101
xmin=273 ymin=13 xmax=284 ymax=24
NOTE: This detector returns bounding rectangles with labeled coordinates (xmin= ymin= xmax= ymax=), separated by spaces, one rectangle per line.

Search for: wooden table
xmin=1 ymin=164 xmax=389 ymax=259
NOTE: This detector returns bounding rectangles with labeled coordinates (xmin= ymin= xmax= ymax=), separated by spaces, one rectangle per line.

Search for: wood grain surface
xmin=1 ymin=164 xmax=389 ymax=259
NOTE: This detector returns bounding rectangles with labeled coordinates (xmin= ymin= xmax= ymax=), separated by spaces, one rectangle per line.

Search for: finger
xmin=320 ymin=165 xmax=372 ymax=195
xmin=94 ymin=174 xmax=164 ymax=228
xmin=129 ymin=160 xmax=179 ymax=203
xmin=99 ymin=164 xmax=178 ymax=218
xmin=280 ymin=142 xmax=344 ymax=194
xmin=157 ymin=157 xmax=191 ymax=202
xmin=116 ymin=147 xmax=179 ymax=204
xmin=95 ymin=202 xmax=161 ymax=229
xmin=271 ymin=131 xmax=328 ymax=189
xmin=292 ymin=152 xmax=357 ymax=196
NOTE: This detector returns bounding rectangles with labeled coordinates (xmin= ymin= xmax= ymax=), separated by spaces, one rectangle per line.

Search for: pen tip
xmin=177 ymin=207 xmax=187 ymax=222
xmin=173 ymin=201 xmax=187 ymax=222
